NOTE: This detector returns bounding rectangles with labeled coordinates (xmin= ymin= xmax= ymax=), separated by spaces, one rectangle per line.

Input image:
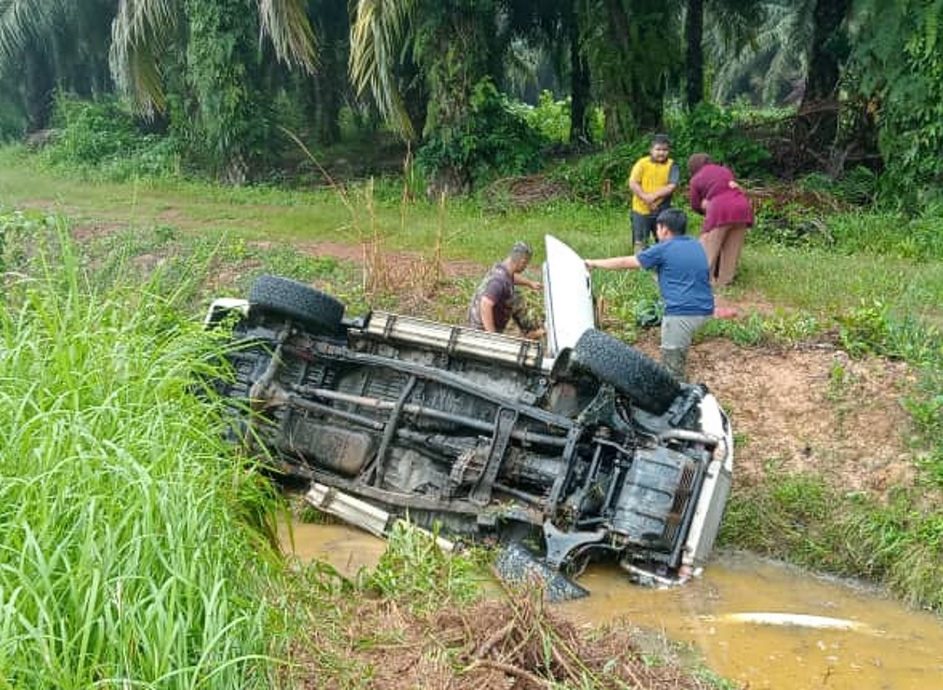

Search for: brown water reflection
xmin=283 ymin=523 xmax=943 ymax=690
xmin=281 ymin=521 xmax=387 ymax=578
xmin=563 ymin=551 xmax=943 ymax=690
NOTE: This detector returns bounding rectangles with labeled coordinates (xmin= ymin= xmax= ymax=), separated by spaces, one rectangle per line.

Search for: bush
xmin=549 ymin=140 xmax=649 ymax=203
xmin=513 ymin=91 xmax=571 ymax=144
xmin=752 ymin=198 xmax=943 ymax=262
xmin=417 ymin=78 xmax=548 ymax=189
xmin=550 ymin=103 xmax=774 ymax=204
xmin=41 ymin=93 xmax=180 ymax=180
xmin=798 ymin=166 xmax=878 ymax=206
xmin=666 ymin=103 xmax=773 ymax=179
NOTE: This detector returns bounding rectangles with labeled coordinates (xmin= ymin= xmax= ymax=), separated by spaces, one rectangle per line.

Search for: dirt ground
xmin=689 ymin=340 xmax=917 ymax=492
xmin=624 ymin=331 xmax=918 ymax=495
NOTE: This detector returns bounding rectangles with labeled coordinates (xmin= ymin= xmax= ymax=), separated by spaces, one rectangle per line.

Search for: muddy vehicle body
xmin=209 ymin=237 xmax=733 ymax=590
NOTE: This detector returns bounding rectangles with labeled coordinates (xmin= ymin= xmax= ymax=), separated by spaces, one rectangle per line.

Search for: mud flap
xmin=494 ymin=543 xmax=589 ymax=602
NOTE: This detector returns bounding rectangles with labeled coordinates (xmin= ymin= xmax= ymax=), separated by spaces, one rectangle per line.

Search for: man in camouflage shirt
xmin=467 ymin=241 xmax=544 ymax=338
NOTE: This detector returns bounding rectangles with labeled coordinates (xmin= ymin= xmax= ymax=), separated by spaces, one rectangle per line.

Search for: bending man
xmin=585 ymin=208 xmax=713 ymax=381
xmin=468 ymin=241 xmax=544 ymax=339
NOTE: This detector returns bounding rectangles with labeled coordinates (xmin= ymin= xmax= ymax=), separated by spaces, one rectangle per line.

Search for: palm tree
xmin=110 ymin=0 xmax=317 ymax=114
xmin=0 ymin=0 xmax=115 ymax=130
xmin=685 ymin=0 xmax=764 ymax=108
xmin=708 ymin=0 xmax=815 ymax=105
xmin=348 ymin=0 xmax=418 ymax=139
xmin=108 ymin=0 xmax=318 ymax=182
xmin=1 ymin=0 xmax=319 ymax=178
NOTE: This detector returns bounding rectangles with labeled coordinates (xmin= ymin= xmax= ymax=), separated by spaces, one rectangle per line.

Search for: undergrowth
xmin=39 ymin=95 xmax=180 ymax=181
xmin=0 ymin=218 xmax=285 ymax=686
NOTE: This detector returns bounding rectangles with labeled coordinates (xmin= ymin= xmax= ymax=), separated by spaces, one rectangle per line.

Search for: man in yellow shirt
xmin=628 ymin=134 xmax=680 ymax=253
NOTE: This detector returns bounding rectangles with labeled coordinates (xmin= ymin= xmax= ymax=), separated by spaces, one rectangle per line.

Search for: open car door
xmin=543 ymin=235 xmax=596 ymax=357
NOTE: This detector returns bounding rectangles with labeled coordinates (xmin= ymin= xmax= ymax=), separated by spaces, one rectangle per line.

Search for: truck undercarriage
xmin=211 ymin=272 xmax=733 ymax=596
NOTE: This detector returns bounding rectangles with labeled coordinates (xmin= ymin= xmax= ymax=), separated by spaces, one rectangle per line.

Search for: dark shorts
xmin=631 ymin=211 xmax=658 ymax=245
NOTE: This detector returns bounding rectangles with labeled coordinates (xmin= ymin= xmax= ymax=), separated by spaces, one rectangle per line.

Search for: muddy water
xmin=281 ymin=522 xmax=387 ymax=578
xmin=564 ymin=552 xmax=943 ymax=690
xmin=284 ymin=524 xmax=943 ymax=689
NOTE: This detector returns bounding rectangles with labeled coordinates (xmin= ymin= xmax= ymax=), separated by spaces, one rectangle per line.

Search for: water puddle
xmin=563 ymin=551 xmax=943 ymax=690
xmin=283 ymin=523 xmax=943 ymax=689
xmin=280 ymin=521 xmax=386 ymax=578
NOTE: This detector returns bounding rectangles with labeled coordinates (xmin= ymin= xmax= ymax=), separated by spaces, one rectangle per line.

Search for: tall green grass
xmin=722 ymin=475 xmax=943 ymax=610
xmin=0 ymin=222 xmax=283 ymax=688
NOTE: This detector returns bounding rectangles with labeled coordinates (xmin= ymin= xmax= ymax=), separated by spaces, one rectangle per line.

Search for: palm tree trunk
xmin=799 ymin=0 xmax=851 ymax=161
xmin=685 ymin=0 xmax=704 ymax=109
xmin=23 ymin=46 xmax=54 ymax=132
xmin=568 ymin=2 xmax=590 ymax=144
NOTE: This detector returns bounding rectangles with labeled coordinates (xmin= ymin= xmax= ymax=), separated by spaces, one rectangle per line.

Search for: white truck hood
xmin=542 ymin=235 xmax=596 ymax=357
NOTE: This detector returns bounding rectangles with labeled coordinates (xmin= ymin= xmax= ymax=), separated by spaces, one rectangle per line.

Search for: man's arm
xmin=585 ymin=256 xmax=642 ymax=271
xmin=649 ymin=182 xmax=677 ymax=203
xmin=628 ymin=160 xmax=654 ymax=206
xmin=479 ymin=296 xmax=498 ymax=332
xmin=649 ymin=162 xmax=680 ymax=203
xmin=513 ymin=274 xmax=542 ymax=290
xmin=629 ymin=179 xmax=653 ymax=206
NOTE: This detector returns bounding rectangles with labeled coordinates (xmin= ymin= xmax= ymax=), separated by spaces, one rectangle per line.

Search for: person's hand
xmin=524 ymin=327 xmax=545 ymax=340
xmin=728 ymin=180 xmax=741 ymax=190
xmin=525 ymin=279 xmax=543 ymax=291
xmin=584 ymin=259 xmax=595 ymax=271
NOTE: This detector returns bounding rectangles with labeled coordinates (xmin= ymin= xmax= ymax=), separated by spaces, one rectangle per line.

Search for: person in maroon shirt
xmin=687 ymin=153 xmax=754 ymax=286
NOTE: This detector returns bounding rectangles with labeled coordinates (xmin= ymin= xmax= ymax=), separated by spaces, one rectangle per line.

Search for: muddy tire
xmin=249 ymin=275 xmax=344 ymax=333
xmin=573 ymin=329 xmax=681 ymax=414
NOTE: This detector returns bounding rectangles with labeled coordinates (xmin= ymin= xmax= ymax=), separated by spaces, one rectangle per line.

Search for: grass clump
xmin=0 ymin=222 xmax=284 ymax=687
xmin=365 ymin=520 xmax=481 ymax=614
xmin=722 ymin=472 xmax=943 ymax=610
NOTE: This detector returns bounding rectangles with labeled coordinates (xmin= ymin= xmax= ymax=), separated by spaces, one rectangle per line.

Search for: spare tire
xmin=573 ymin=329 xmax=681 ymax=414
xmin=249 ymin=275 xmax=344 ymax=334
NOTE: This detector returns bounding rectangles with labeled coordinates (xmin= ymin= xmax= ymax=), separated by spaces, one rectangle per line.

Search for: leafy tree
xmin=851 ymin=0 xmax=943 ymax=207
xmin=579 ymin=0 xmax=681 ymax=139
xmin=352 ymin=0 xmax=513 ymax=191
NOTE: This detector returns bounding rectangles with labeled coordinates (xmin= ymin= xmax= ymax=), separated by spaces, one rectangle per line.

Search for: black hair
xmin=651 ymin=133 xmax=671 ymax=147
xmin=655 ymin=208 xmax=687 ymax=235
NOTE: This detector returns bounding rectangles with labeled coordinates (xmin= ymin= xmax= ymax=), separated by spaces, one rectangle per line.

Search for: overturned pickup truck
xmin=208 ymin=236 xmax=732 ymax=593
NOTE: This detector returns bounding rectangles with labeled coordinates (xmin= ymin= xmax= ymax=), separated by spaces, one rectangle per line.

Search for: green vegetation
xmin=0 ymin=217 xmax=283 ymax=687
xmin=723 ymin=474 xmax=943 ymax=610
xmin=2 ymin=1 xmax=942 ymax=207
xmin=3 ymin=0 xmax=943 ymax=684
xmin=7 ymin=155 xmax=943 ymax=618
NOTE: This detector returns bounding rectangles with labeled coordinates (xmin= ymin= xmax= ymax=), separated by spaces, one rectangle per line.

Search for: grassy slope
xmin=0 ymin=232 xmax=286 ymax=687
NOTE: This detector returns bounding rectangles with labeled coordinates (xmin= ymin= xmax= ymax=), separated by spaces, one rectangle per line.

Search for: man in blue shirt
xmin=584 ymin=208 xmax=714 ymax=381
